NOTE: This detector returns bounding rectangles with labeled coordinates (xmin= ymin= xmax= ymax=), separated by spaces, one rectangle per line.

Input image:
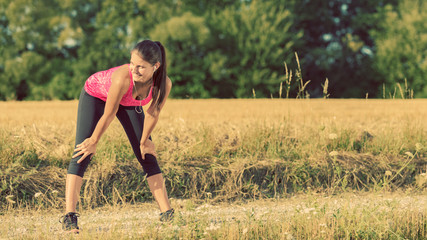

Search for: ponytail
xmin=152 ymin=41 xmax=167 ymax=111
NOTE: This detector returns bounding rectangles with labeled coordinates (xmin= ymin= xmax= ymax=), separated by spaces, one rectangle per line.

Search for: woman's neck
xmin=133 ymin=79 xmax=152 ymax=99
xmin=135 ymin=77 xmax=153 ymax=88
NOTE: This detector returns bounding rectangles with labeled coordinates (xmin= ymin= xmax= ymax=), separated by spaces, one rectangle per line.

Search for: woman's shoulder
xmin=111 ymin=64 xmax=131 ymax=89
xmin=166 ymin=76 xmax=172 ymax=89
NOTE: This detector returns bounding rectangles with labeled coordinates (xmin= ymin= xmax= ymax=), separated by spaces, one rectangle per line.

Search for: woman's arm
xmin=73 ymin=67 xmax=128 ymax=163
xmin=89 ymin=72 xmax=127 ymax=143
xmin=140 ymin=77 xmax=172 ymax=159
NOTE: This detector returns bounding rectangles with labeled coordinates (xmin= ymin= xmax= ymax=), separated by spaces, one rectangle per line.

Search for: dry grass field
xmin=0 ymin=98 xmax=426 ymax=239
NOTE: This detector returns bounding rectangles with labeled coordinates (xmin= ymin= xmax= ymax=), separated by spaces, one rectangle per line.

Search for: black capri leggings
xmin=67 ymin=88 xmax=161 ymax=178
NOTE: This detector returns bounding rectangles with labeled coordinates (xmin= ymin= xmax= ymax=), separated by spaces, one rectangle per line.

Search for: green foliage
xmin=0 ymin=0 xmax=61 ymax=100
xmin=150 ymin=12 xmax=211 ymax=98
xmin=150 ymin=0 xmax=301 ymax=98
xmin=0 ymin=0 xmax=425 ymax=99
xmin=205 ymin=0 xmax=301 ymax=98
xmin=290 ymin=0 xmax=400 ymax=98
xmin=373 ymin=0 xmax=427 ymax=98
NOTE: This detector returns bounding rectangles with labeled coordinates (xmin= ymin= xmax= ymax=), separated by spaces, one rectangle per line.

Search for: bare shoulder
xmin=112 ymin=65 xmax=130 ymax=91
xmin=166 ymin=76 xmax=172 ymax=90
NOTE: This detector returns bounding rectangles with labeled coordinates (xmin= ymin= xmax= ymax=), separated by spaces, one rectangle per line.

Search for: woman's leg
xmin=146 ymin=172 xmax=171 ymax=212
xmin=65 ymin=174 xmax=83 ymax=213
xmin=66 ymin=89 xmax=105 ymax=213
xmin=116 ymin=106 xmax=172 ymax=212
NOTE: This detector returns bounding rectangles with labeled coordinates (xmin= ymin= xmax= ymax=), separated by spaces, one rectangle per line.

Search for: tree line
xmin=0 ymin=0 xmax=426 ymax=100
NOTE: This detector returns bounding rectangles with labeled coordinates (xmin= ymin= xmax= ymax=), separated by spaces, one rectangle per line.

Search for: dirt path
xmin=1 ymin=192 xmax=426 ymax=239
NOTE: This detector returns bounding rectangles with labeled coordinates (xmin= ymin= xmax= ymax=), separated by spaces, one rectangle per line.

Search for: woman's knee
xmin=139 ymin=154 xmax=162 ymax=177
xmin=67 ymin=155 xmax=91 ymax=178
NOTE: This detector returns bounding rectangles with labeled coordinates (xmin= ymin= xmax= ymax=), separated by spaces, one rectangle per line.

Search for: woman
xmin=60 ymin=40 xmax=174 ymax=233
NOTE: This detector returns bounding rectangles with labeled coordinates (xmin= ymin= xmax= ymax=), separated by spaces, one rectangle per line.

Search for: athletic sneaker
xmin=60 ymin=212 xmax=80 ymax=233
xmin=160 ymin=208 xmax=175 ymax=222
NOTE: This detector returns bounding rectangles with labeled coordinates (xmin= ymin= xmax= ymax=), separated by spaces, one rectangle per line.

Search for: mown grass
xmin=0 ymin=99 xmax=426 ymax=211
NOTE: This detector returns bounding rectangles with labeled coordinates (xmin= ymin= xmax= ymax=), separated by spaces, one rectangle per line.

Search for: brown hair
xmin=132 ymin=40 xmax=167 ymax=110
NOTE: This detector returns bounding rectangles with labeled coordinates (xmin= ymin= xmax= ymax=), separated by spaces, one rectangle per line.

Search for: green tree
xmin=175 ymin=0 xmax=238 ymax=15
xmin=4 ymin=0 xmax=414 ymax=100
xmin=373 ymin=0 xmax=427 ymax=97
xmin=0 ymin=0 xmax=63 ymax=100
xmin=0 ymin=0 xmax=15 ymax=100
xmin=206 ymin=0 xmax=301 ymax=98
xmin=151 ymin=0 xmax=300 ymax=98
xmin=0 ymin=0 xmax=180 ymax=100
xmin=291 ymin=0 xmax=399 ymax=98
xmin=150 ymin=12 xmax=211 ymax=98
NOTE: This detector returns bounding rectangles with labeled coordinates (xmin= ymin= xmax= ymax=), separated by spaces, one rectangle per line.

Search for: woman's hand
xmin=140 ymin=139 xmax=157 ymax=160
xmin=73 ymin=138 xmax=97 ymax=163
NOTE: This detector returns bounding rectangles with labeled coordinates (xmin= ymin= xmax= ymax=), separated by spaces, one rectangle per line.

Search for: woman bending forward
xmin=61 ymin=40 xmax=174 ymax=233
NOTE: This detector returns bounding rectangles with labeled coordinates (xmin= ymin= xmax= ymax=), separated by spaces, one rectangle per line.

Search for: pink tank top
xmin=84 ymin=64 xmax=153 ymax=106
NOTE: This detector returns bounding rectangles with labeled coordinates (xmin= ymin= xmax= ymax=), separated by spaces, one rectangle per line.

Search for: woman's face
xmin=129 ymin=51 xmax=156 ymax=83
